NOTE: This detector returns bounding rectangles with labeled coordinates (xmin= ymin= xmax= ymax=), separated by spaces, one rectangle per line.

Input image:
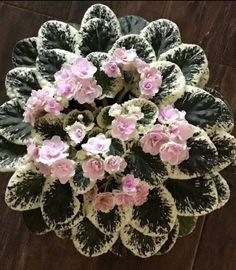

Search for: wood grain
xmin=0 ymin=1 xmax=235 ymax=270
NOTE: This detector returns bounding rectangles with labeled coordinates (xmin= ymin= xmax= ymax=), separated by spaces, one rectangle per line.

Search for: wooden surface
xmin=0 ymin=1 xmax=235 ymax=269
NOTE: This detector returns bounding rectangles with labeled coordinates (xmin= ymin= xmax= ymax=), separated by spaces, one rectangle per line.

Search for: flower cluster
xmin=141 ymin=106 xmax=193 ymax=165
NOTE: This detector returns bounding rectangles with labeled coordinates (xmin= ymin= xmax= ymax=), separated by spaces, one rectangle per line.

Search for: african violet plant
xmin=1 ymin=4 xmax=236 ymax=258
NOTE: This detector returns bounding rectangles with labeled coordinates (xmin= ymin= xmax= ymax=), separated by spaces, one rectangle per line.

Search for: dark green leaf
xmin=119 ymin=15 xmax=148 ymax=35
xmin=178 ymin=216 xmax=198 ymax=237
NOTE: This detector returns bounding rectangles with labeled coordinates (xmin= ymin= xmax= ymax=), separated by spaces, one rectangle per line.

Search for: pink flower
xmin=71 ymin=58 xmax=97 ymax=79
xmin=82 ymin=134 xmax=111 ymax=155
xmin=51 ymin=158 xmax=75 ymax=184
xmin=56 ymin=79 xmax=77 ymax=99
xmin=23 ymin=109 xmax=34 ymax=124
xmin=44 ymin=98 xmax=63 ymax=115
xmin=112 ymin=115 xmax=137 ymax=141
xmin=114 ymin=191 xmax=135 ymax=206
xmin=122 ymin=175 xmax=139 ymax=193
xmin=104 ymin=155 xmax=127 ymax=173
xmin=84 ymin=186 xmax=98 ymax=200
xmin=114 ymin=47 xmax=137 ymax=71
xmin=136 ymin=59 xmax=150 ymax=73
xmin=82 ymin=157 xmax=105 ymax=181
xmin=160 ymin=142 xmax=190 ymax=165
xmin=101 ymin=58 xmax=121 ymax=78
xmin=141 ymin=66 xmax=162 ymax=82
xmin=67 ymin=122 xmax=86 ymax=145
xmin=74 ymin=79 xmax=102 ymax=104
xmin=139 ymin=78 xmax=159 ymax=98
xmin=27 ymin=140 xmax=38 ymax=160
xmin=54 ymin=64 xmax=73 ymax=81
xmin=37 ymin=136 xmax=69 ymax=165
xmin=36 ymin=162 xmax=51 ymax=177
xmin=140 ymin=124 xmax=169 ymax=155
xmin=94 ymin=192 xmax=115 ymax=213
xmin=134 ymin=181 xmax=150 ymax=206
xmin=159 ymin=106 xmax=186 ymax=123
xmin=168 ymin=121 xmax=193 ymax=143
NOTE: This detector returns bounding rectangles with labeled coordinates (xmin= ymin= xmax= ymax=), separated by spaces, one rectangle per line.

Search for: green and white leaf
xmin=159 ymin=44 xmax=208 ymax=87
xmin=37 ymin=20 xmax=77 ymax=52
xmin=41 ymin=179 xmax=80 ymax=229
xmin=72 ymin=217 xmax=118 ymax=257
xmin=131 ymin=186 xmax=177 ymax=236
xmin=33 ymin=113 xmax=67 ymax=142
xmin=210 ymin=130 xmax=236 ymax=171
xmin=107 ymin=137 xmax=126 ymax=156
xmin=120 ymin=225 xmax=168 ymax=258
xmin=166 ymin=127 xmax=218 ymax=179
xmin=165 ymin=176 xmax=218 ymax=216
xmin=6 ymin=67 xmax=41 ymax=107
xmin=119 ymin=15 xmax=148 ymax=35
xmin=96 ymin=106 xmax=114 ymax=129
xmin=23 ymin=208 xmax=51 ymax=235
xmin=69 ymin=163 xmax=95 ymax=195
xmin=150 ymin=61 xmax=185 ymax=106
xmin=36 ymin=48 xmax=77 ymax=82
xmin=86 ymin=202 xmax=132 ymax=234
xmin=75 ymin=18 xmax=120 ymax=56
xmin=178 ymin=216 xmax=198 ymax=237
xmin=141 ymin=19 xmax=181 ymax=58
xmin=5 ymin=163 xmax=46 ymax=211
xmin=156 ymin=220 xmax=179 ymax=255
xmin=213 ymin=173 xmax=230 ymax=209
xmin=110 ymin=237 xmax=134 ymax=257
xmin=0 ymin=99 xmax=31 ymax=145
xmin=12 ymin=37 xmax=38 ymax=67
xmin=87 ymin=52 xmax=124 ymax=98
xmin=109 ymin=34 xmax=156 ymax=63
xmin=123 ymin=98 xmax=158 ymax=132
xmin=175 ymin=86 xmax=234 ymax=134
xmin=125 ymin=143 xmax=168 ymax=186
xmin=55 ymin=228 xmax=72 ymax=240
xmin=0 ymin=136 xmax=26 ymax=172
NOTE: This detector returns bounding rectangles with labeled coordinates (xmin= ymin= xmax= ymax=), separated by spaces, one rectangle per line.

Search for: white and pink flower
xmin=82 ymin=157 xmax=105 ymax=181
xmin=51 ymin=158 xmax=75 ymax=184
xmin=94 ymin=192 xmax=115 ymax=213
xmin=159 ymin=106 xmax=186 ymax=123
xmin=82 ymin=134 xmax=111 ymax=155
xmin=112 ymin=115 xmax=137 ymax=141
xmin=101 ymin=58 xmax=121 ymax=78
xmin=122 ymin=174 xmax=139 ymax=193
xmin=168 ymin=121 xmax=193 ymax=143
xmin=71 ymin=58 xmax=97 ymax=79
xmin=66 ymin=121 xmax=86 ymax=145
xmin=104 ymin=155 xmax=127 ymax=173
xmin=109 ymin=103 xmax=123 ymax=117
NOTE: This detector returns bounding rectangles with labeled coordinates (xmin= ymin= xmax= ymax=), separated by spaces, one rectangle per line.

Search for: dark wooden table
xmin=0 ymin=1 xmax=235 ymax=270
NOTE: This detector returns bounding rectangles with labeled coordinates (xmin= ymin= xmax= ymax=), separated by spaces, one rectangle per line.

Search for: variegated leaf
xmin=69 ymin=163 xmax=95 ymax=195
xmin=122 ymin=98 xmax=158 ymax=132
xmin=22 ymin=208 xmax=51 ymax=235
xmin=12 ymin=37 xmax=38 ymax=67
xmin=159 ymin=44 xmax=208 ymax=87
xmin=55 ymin=228 xmax=72 ymax=240
xmin=150 ymin=61 xmax=185 ymax=106
xmin=64 ymin=109 xmax=94 ymax=131
xmin=178 ymin=216 xmax=198 ymax=237
xmin=165 ymin=176 xmax=218 ymax=216
xmin=125 ymin=143 xmax=168 ymax=185
xmin=0 ymin=99 xmax=31 ymax=144
xmin=119 ymin=15 xmax=148 ymax=35
xmin=37 ymin=20 xmax=77 ymax=52
xmin=75 ymin=18 xmax=120 ymax=56
xmin=41 ymin=179 xmax=80 ymax=230
xmin=36 ymin=49 xmax=77 ymax=82
xmin=166 ymin=127 xmax=218 ymax=179
xmin=141 ymin=19 xmax=181 ymax=58
xmin=107 ymin=137 xmax=125 ymax=156
xmin=87 ymin=52 xmax=124 ymax=98
xmin=175 ymin=86 xmax=234 ymax=134
xmin=210 ymin=130 xmax=236 ymax=171
xmin=120 ymin=225 xmax=168 ymax=258
xmin=156 ymin=220 xmax=179 ymax=255
xmin=5 ymin=163 xmax=46 ymax=211
xmin=125 ymin=143 xmax=168 ymax=186
xmin=213 ymin=173 xmax=230 ymax=209
xmin=219 ymin=162 xmax=236 ymax=195
xmin=86 ymin=202 xmax=132 ymax=234
xmin=72 ymin=217 xmax=118 ymax=257
xmin=33 ymin=114 xmax=66 ymax=141
xmin=131 ymin=186 xmax=177 ymax=236
xmin=109 ymin=34 xmax=156 ymax=63
xmin=0 ymin=136 xmax=26 ymax=172
xmin=6 ymin=67 xmax=41 ymax=107
xmin=110 ymin=237 xmax=134 ymax=257
xmin=96 ymin=106 xmax=113 ymax=129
